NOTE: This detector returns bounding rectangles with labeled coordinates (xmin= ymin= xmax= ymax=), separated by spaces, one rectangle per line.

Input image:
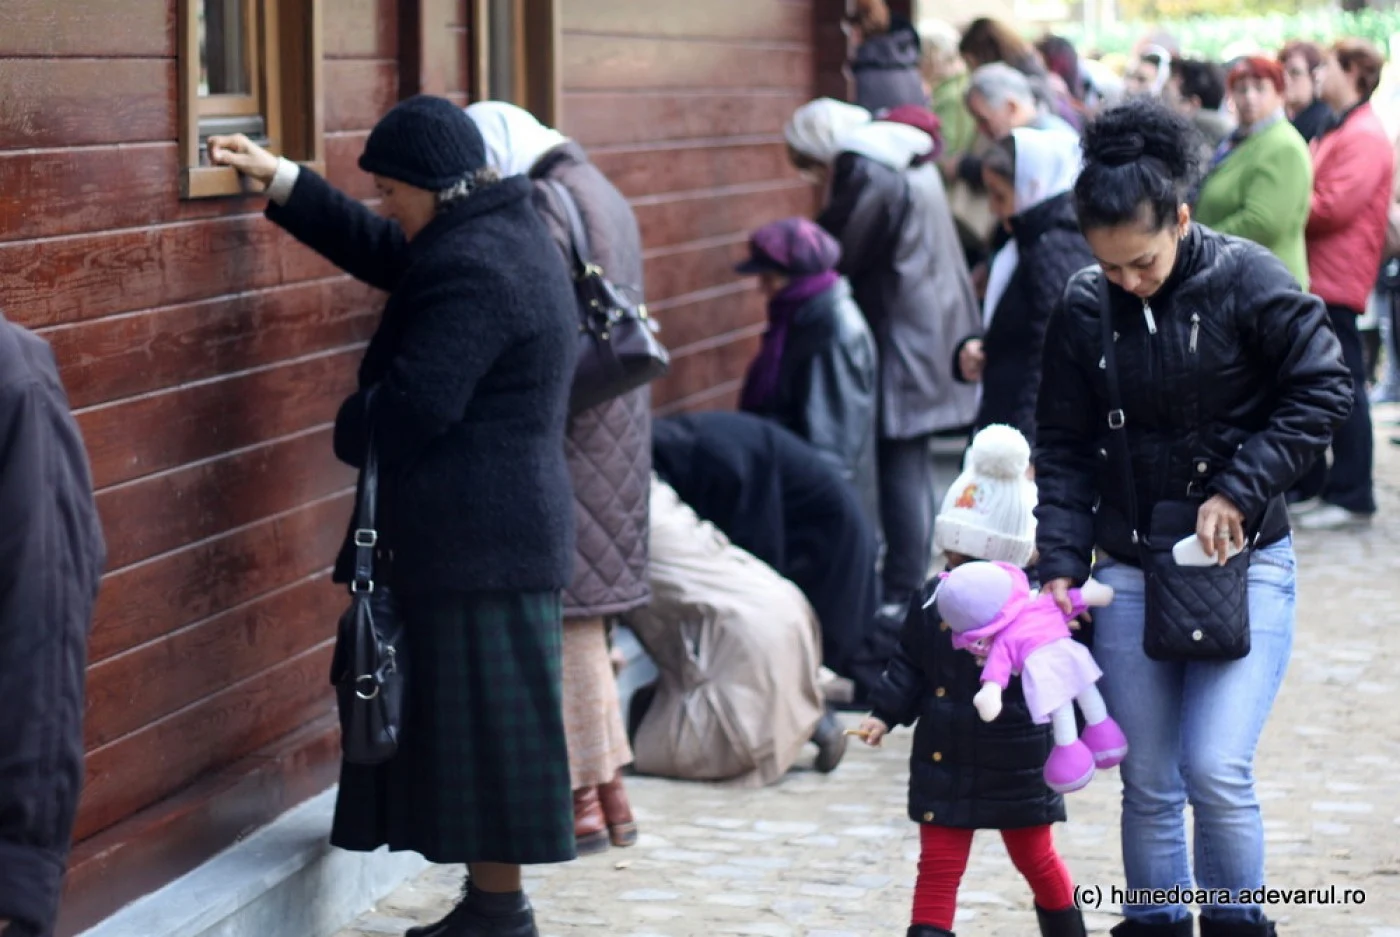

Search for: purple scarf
xmin=739 ymin=271 xmax=841 ymax=411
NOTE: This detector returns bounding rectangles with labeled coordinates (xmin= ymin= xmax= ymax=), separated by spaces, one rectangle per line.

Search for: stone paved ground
xmin=339 ymin=415 xmax=1400 ymax=937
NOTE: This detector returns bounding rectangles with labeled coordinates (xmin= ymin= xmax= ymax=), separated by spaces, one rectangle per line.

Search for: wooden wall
xmin=558 ymin=0 xmax=823 ymax=413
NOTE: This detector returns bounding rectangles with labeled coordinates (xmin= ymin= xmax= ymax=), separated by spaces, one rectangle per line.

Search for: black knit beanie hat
xmin=359 ymin=94 xmax=487 ymax=190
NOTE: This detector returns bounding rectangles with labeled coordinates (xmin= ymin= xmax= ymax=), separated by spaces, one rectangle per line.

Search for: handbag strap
xmin=1097 ymin=276 xmax=1144 ymax=550
xmin=541 ymin=178 xmax=596 ymax=277
xmin=351 ymin=388 xmax=381 ymax=594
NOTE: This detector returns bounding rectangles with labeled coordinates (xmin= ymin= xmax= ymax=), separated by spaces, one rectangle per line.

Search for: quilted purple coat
xmin=530 ymin=142 xmax=652 ymax=619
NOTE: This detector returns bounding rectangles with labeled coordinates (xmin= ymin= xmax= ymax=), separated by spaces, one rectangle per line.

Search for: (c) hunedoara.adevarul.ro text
xmin=1073 ymin=884 xmax=1367 ymax=909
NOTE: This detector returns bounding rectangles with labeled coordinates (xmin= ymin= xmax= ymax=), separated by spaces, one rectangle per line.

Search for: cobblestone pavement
xmin=338 ymin=418 xmax=1400 ymax=937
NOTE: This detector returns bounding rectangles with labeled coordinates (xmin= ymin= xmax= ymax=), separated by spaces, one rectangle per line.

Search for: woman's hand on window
xmin=207 ymin=134 xmax=280 ymax=185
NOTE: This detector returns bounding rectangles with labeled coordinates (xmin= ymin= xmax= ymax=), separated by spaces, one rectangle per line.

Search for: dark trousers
xmin=1297 ymin=307 xmax=1375 ymax=513
xmin=877 ymin=434 xmax=936 ymax=606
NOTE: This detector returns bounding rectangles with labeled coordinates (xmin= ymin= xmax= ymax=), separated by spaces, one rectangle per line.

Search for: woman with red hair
xmin=1194 ymin=56 xmax=1313 ymax=288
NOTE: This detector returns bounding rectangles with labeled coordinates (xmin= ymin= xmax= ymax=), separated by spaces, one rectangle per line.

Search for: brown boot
xmin=597 ymin=772 xmax=638 ymax=848
xmin=573 ymin=787 xmax=609 ymax=856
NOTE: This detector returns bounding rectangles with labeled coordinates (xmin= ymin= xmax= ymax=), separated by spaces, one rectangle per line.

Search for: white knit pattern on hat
xmin=933 ymin=424 xmax=1038 ymax=567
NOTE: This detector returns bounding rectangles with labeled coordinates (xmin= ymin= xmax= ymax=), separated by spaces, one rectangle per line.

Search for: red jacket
xmin=1307 ymin=102 xmax=1396 ymax=311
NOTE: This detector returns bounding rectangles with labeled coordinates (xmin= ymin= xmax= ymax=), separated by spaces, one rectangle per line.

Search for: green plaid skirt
xmin=330 ymin=589 xmax=576 ymax=865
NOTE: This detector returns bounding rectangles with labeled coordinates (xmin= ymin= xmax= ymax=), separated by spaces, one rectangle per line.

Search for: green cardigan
xmin=1194 ymin=117 xmax=1314 ymax=289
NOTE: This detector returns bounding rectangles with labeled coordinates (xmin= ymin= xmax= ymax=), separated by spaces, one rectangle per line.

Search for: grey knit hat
xmin=359 ymin=94 xmax=487 ymax=190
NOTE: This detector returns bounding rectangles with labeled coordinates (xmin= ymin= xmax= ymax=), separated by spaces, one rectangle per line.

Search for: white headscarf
xmin=837 ymin=122 xmax=936 ymax=171
xmin=982 ymin=128 xmax=1083 ymax=326
xmin=784 ymin=98 xmax=872 ymax=165
xmin=464 ymin=101 xmax=569 ymax=178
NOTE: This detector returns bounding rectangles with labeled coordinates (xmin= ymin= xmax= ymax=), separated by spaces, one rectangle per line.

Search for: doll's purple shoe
xmin=1081 ymin=717 xmax=1129 ymax=768
xmin=1044 ymin=740 xmax=1096 ymax=793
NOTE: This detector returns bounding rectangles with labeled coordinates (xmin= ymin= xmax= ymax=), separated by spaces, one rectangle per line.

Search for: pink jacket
xmin=950 ymin=572 xmax=1088 ymax=689
xmin=1307 ymin=102 xmax=1395 ymax=312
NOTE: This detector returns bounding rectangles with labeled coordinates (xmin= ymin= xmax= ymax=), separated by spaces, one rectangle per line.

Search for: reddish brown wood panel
xmin=85 ymin=574 xmax=338 ymax=749
xmin=325 ymin=131 xmax=378 ymax=199
xmin=45 ymin=278 xmax=379 ymax=410
xmin=563 ymin=91 xmax=810 ymax=148
xmin=632 ymin=183 xmax=816 ymax=250
xmin=75 ymin=645 xmax=336 ymax=841
xmin=655 ymin=380 xmax=743 ymax=417
xmin=590 ymin=142 xmax=796 ymax=200
xmin=0 ymin=0 xmax=172 ymax=57
xmin=325 ymin=0 xmax=400 ymax=58
xmin=325 ymin=59 xmax=401 ymax=133
xmin=59 ymin=717 xmax=341 ymax=937
xmin=648 ymin=285 xmax=767 ymax=353
xmin=0 ymin=59 xmax=174 ymax=150
xmin=96 ymin=429 xmax=354 ymax=571
xmin=562 ymin=36 xmax=811 ymax=92
xmin=90 ymin=492 xmax=353 ymax=664
xmin=651 ymin=334 xmax=763 ymax=410
xmin=78 ymin=349 xmax=357 ymax=489
xmin=560 ymin=0 xmax=807 ymax=42
xmin=642 ymin=239 xmax=751 ymax=308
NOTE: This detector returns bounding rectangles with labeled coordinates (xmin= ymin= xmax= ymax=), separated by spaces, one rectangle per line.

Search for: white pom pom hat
xmin=933 ymin=424 xmax=1038 ymax=567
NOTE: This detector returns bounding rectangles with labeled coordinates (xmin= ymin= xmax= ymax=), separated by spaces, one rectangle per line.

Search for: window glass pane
xmin=488 ymin=0 xmax=517 ymax=102
xmin=199 ymin=0 xmax=250 ymax=96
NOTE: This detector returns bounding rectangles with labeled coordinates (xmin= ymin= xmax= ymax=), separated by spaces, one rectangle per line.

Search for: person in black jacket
xmin=735 ymin=216 xmax=880 ymax=530
xmin=954 ymin=127 xmax=1093 ymax=444
xmin=857 ymin=426 xmax=1085 ymax=937
xmin=847 ymin=0 xmax=930 ymax=113
xmin=0 ymin=314 xmax=105 ymax=937
xmin=1034 ymin=99 xmax=1351 ymax=937
xmin=649 ymin=411 xmax=880 ymax=717
xmin=210 ymin=96 xmax=579 ymax=937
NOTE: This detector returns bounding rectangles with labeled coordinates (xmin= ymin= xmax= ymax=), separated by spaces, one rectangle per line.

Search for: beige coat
xmin=622 ymin=478 xmax=825 ymax=788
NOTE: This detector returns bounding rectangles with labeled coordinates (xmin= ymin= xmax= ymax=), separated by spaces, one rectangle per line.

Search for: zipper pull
xmin=1142 ymin=300 xmax=1157 ymax=335
xmin=1189 ymin=312 xmax=1200 ymax=354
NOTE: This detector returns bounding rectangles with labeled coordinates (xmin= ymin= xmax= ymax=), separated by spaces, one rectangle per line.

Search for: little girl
xmin=859 ymin=424 xmax=1086 ymax=937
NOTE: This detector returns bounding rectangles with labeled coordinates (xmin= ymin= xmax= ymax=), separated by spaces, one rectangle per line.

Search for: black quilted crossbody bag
xmin=1097 ymin=279 xmax=1252 ymax=662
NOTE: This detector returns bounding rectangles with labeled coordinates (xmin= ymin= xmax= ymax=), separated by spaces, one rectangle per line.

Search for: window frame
xmin=467 ymin=0 xmax=561 ymax=127
xmin=178 ymin=0 xmax=326 ymax=200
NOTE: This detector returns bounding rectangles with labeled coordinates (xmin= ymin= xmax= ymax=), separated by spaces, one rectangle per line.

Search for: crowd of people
xmin=0 ymin=3 xmax=1390 ymax=937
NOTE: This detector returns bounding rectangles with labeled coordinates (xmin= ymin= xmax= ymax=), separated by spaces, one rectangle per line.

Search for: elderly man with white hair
xmin=966 ymin=63 xmax=1079 ymax=143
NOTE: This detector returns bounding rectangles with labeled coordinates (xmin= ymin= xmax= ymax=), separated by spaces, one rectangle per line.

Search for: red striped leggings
xmin=912 ymin=824 xmax=1075 ymax=930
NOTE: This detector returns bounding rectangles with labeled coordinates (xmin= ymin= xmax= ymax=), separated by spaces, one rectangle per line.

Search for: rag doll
xmin=934 ymin=560 xmax=1128 ymax=793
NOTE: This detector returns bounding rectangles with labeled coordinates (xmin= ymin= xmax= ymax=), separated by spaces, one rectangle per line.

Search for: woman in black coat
xmin=954 ymin=127 xmax=1094 ymax=444
xmin=210 ymin=96 xmax=579 ymax=937
xmin=1035 ymin=100 xmax=1351 ymax=937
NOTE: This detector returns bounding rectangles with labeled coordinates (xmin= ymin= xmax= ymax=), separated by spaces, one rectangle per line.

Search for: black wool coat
xmin=955 ymin=192 xmax=1095 ymax=445
xmin=266 ymin=169 xmax=578 ymax=595
xmin=867 ymin=576 xmax=1066 ymax=831
xmin=0 ymin=314 xmax=105 ymax=937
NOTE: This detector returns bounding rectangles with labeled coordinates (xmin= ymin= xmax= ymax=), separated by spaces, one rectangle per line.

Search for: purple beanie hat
xmin=735 ymin=217 xmax=843 ymax=276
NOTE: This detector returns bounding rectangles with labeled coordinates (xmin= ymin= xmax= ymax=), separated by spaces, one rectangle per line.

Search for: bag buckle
xmin=351 ymin=578 xmax=375 ymax=594
xmin=1186 ymin=480 xmax=1204 ymax=498
xmin=354 ymin=528 xmax=378 ymax=547
xmin=1108 ymin=409 xmax=1126 ymax=429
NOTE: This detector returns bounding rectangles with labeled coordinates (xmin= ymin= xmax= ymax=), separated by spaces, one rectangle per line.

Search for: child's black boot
xmin=1198 ymin=916 xmax=1278 ymax=937
xmin=906 ymin=926 xmax=955 ymax=937
xmin=1109 ymin=917 xmax=1194 ymax=937
xmin=1036 ymin=903 xmax=1087 ymax=937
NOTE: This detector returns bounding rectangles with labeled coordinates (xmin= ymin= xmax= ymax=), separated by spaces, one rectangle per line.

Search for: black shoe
xmin=1036 ymin=903 xmax=1087 ymax=937
xmin=907 ymin=926 xmax=955 ymax=937
xmin=406 ymin=883 xmax=469 ymax=937
xmin=407 ymin=884 xmax=539 ymax=937
xmin=1109 ymin=917 xmax=1194 ymax=937
xmin=1198 ymin=916 xmax=1277 ymax=937
xmin=811 ymin=709 xmax=848 ymax=773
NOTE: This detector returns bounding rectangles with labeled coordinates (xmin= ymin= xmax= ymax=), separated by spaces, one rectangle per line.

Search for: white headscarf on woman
xmin=784 ymin=98 xmax=872 ymax=165
xmin=981 ymin=127 xmax=1083 ymax=325
xmin=464 ymin=100 xmax=569 ymax=178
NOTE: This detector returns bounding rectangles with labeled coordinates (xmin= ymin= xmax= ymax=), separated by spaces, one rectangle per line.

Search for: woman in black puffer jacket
xmin=1035 ymin=99 xmax=1351 ymax=937
xmin=954 ymin=127 xmax=1094 ymax=444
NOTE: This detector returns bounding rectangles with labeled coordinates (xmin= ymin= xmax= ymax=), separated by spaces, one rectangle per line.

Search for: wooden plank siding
xmin=0 ymin=0 xmax=853 ymax=932
xmin=557 ymin=0 xmax=822 ymax=413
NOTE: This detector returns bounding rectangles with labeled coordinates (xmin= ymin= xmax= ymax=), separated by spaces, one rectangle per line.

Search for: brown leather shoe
xmin=597 ymin=772 xmax=638 ymax=848
xmin=573 ymin=786 xmax=609 ymax=856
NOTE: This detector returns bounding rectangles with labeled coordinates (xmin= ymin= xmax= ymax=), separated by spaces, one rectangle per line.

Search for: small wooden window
xmin=178 ymin=0 xmax=326 ymax=199
xmin=469 ymin=0 xmax=560 ymax=126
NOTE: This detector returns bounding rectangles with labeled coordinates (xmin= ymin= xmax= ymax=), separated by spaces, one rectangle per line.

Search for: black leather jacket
xmin=742 ymin=277 xmax=880 ymax=528
xmin=1034 ymin=225 xmax=1353 ymax=585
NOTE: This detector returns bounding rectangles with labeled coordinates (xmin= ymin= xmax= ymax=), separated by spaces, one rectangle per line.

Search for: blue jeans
xmin=1090 ymin=536 xmax=1296 ymax=925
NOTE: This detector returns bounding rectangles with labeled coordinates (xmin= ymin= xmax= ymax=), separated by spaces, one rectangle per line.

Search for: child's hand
xmin=974 ymin=683 xmax=1003 ymax=722
xmin=858 ymin=716 xmax=889 ymax=746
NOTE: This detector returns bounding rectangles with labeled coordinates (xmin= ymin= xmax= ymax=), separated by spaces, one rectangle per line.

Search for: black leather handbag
xmin=1097 ymin=280 xmax=1252 ymax=662
xmin=541 ymin=179 xmax=670 ymax=415
xmin=329 ymin=397 xmax=407 ymax=764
